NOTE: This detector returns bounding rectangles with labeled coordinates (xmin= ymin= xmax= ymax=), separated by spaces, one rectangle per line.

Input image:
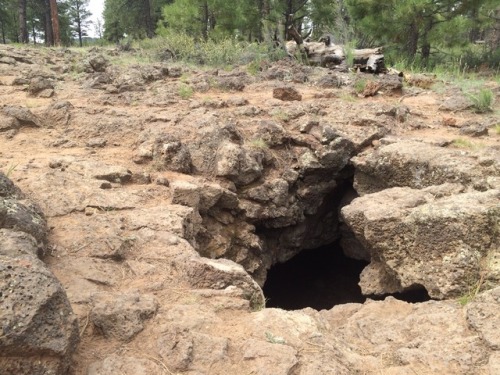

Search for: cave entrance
xmin=263 ymin=242 xmax=431 ymax=311
xmin=263 ymin=242 xmax=368 ymax=310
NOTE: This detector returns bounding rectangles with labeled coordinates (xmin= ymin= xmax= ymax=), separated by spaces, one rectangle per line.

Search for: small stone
xmin=12 ymin=78 xmax=29 ymax=86
xmin=99 ymin=181 xmax=112 ymax=189
xmin=299 ymin=120 xmax=319 ymax=133
xmin=131 ymin=173 xmax=151 ymax=185
xmin=459 ymin=122 xmax=488 ymax=137
xmin=442 ymin=116 xmax=458 ymax=127
xmin=38 ymin=89 xmax=55 ymax=98
xmin=48 ymin=160 xmax=62 ymax=169
xmin=85 ymin=207 xmax=96 ymax=216
xmin=155 ymin=177 xmax=170 ymax=187
xmin=361 ymin=81 xmax=382 ymax=97
xmin=273 ymin=86 xmax=302 ymax=101
xmin=227 ymin=97 xmax=249 ymax=106
xmin=28 ymin=77 xmax=54 ymax=96
xmin=86 ymin=138 xmax=107 ymax=148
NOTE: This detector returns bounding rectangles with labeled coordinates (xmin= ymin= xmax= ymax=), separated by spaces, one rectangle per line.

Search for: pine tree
xmin=103 ymin=0 xmax=171 ymax=41
xmin=19 ymin=0 xmax=28 ymax=42
xmin=346 ymin=0 xmax=489 ymax=63
xmin=67 ymin=0 xmax=91 ymax=46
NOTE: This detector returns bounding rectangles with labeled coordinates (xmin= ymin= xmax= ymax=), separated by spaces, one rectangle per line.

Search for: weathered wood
xmin=285 ymin=40 xmax=386 ymax=73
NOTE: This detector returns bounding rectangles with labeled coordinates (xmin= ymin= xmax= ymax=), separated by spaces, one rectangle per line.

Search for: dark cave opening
xmin=263 ymin=242 xmax=431 ymax=311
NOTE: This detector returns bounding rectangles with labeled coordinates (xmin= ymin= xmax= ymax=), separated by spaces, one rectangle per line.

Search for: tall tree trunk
xmin=143 ymin=0 xmax=154 ymax=38
xmin=78 ymin=19 xmax=82 ymax=46
xmin=49 ymin=0 xmax=60 ymax=45
xmin=19 ymin=0 xmax=28 ymax=43
xmin=420 ymin=19 xmax=433 ymax=66
xmin=76 ymin=0 xmax=82 ymax=46
xmin=1 ymin=21 xmax=6 ymax=44
xmin=44 ymin=0 xmax=53 ymax=45
xmin=260 ymin=0 xmax=272 ymax=43
xmin=32 ymin=20 xmax=36 ymax=44
xmin=284 ymin=0 xmax=293 ymax=41
xmin=406 ymin=22 xmax=419 ymax=58
xmin=469 ymin=7 xmax=481 ymax=43
xmin=201 ymin=1 xmax=209 ymax=41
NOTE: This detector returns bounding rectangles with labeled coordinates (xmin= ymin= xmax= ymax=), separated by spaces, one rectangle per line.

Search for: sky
xmin=88 ymin=0 xmax=104 ymax=36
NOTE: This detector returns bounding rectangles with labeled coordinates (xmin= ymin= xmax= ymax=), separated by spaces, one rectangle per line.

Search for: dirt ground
xmin=1 ymin=45 xmax=499 ymax=374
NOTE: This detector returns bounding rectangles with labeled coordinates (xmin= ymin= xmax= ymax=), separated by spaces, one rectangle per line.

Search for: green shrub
xmin=468 ymin=89 xmax=494 ymax=113
xmin=354 ymin=78 xmax=367 ymax=94
xmin=137 ymin=31 xmax=288 ymax=68
xmin=178 ymin=84 xmax=194 ymax=99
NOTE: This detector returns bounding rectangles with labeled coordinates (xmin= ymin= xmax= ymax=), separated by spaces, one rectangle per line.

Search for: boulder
xmin=216 ymin=142 xmax=264 ymax=186
xmin=134 ymin=133 xmax=192 ymax=173
xmin=352 ymin=140 xmax=499 ymax=195
xmin=242 ymin=339 xmax=298 ymax=375
xmin=0 ymin=172 xmax=79 ymax=375
xmin=170 ymin=180 xmax=201 ymax=208
xmin=466 ymin=287 xmax=500 ymax=349
xmin=2 ymin=106 xmax=42 ymax=128
xmin=341 ymin=185 xmax=500 ymax=298
xmin=158 ymin=327 xmax=229 ymax=372
xmin=0 ymin=255 xmax=79 ymax=374
xmin=320 ymin=297 xmax=487 ymax=374
xmin=273 ymin=86 xmax=302 ymax=101
xmin=185 ymin=257 xmax=265 ymax=310
xmin=88 ymin=355 xmax=163 ymax=375
xmin=0 ymin=197 xmax=47 ymax=249
xmin=28 ymin=77 xmax=54 ymax=96
xmin=90 ymin=293 xmax=159 ymax=341
xmin=87 ymin=54 xmax=109 ymax=73
xmin=0 ymin=115 xmax=20 ymax=132
xmin=0 ymin=171 xmax=24 ymax=198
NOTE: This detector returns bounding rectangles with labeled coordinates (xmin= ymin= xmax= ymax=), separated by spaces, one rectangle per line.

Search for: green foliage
xmin=457 ymin=253 xmax=493 ymax=306
xmin=451 ymin=138 xmax=485 ymax=151
xmin=5 ymin=163 xmax=18 ymax=178
xmin=343 ymin=39 xmax=357 ymax=67
xmin=347 ymin=0 xmax=499 ymax=70
xmin=248 ymin=138 xmax=268 ymax=149
xmin=468 ymin=89 xmax=495 ymax=113
xmin=265 ymin=331 xmax=286 ymax=344
xmin=452 ymin=138 xmax=474 ymax=149
xmin=178 ymin=84 xmax=194 ymax=99
xmin=103 ymin=0 xmax=171 ymax=41
xmin=139 ymin=30 xmax=287 ymax=68
xmin=66 ymin=0 xmax=92 ymax=47
xmin=271 ymin=109 xmax=291 ymax=122
xmin=159 ymin=0 xmax=260 ymax=41
xmin=353 ymin=78 xmax=367 ymax=93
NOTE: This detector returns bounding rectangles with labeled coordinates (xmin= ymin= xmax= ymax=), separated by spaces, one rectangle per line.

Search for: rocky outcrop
xmin=342 ymin=184 xmax=499 ymax=298
xmin=2 ymin=106 xmax=42 ymax=128
xmin=352 ymin=140 xmax=499 ymax=195
xmin=90 ymin=293 xmax=159 ymax=341
xmin=0 ymin=172 xmax=79 ymax=375
xmin=2 ymin=44 xmax=500 ymax=375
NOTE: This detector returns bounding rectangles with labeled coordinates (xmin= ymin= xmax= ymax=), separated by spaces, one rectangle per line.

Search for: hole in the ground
xmin=263 ymin=242 xmax=368 ymax=310
xmin=369 ymin=285 xmax=432 ymax=304
xmin=263 ymin=242 xmax=431 ymax=311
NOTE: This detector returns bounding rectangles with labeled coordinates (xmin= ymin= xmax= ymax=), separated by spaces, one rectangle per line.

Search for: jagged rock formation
xmin=1 ymin=44 xmax=499 ymax=374
xmin=0 ymin=172 xmax=79 ymax=374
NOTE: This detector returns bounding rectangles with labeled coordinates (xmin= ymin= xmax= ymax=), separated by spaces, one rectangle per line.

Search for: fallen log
xmin=285 ymin=40 xmax=386 ymax=73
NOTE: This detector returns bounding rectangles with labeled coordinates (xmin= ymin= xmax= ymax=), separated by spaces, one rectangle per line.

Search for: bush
xmin=139 ymin=30 xmax=288 ymax=68
xmin=469 ymin=89 xmax=494 ymax=113
xmin=178 ymin=84 xmax=194 ymax=99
